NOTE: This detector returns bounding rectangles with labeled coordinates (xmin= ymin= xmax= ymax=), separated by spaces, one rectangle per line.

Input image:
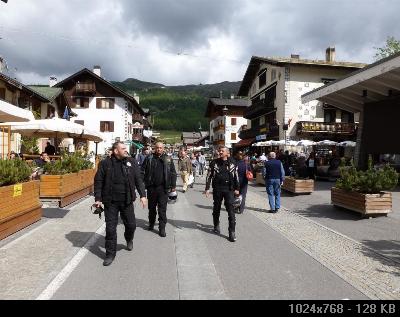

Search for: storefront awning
xmin=132 ymin=141 xmax=144 ymax=150
xmin=234 ymin=138 xmax=255 ymax=148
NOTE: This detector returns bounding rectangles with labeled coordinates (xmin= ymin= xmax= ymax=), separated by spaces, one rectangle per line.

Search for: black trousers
xmin=213 ymin=190 xmax=236 ymax=232
xmin=239 ymin=184 xmax=248 ymax=213
xmin=148 ymin=186 xmax=168 ymax=229
xmin=104 ymin=202 xmax=136 ymax=257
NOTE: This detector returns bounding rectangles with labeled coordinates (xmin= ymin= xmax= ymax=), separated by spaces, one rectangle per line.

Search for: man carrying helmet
xmin=204 ymin=146 xmax=240 ymax=242
xmin=141 ymin=142 xmax=177 ymax=237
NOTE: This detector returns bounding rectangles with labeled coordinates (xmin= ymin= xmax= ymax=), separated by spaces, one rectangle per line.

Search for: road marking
xmin=36 ymin=224 xmax=106 ymax=300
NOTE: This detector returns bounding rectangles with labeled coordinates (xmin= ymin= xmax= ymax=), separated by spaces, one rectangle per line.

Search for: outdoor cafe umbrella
xmin=297 ymin=140 xmax=316 ymax=147
xmin=0 ymin=99 xmax=35 ymax=122
xmin=338 ymin=141 xmax=356 ymax=147
xmin=316 ymin=140 xmax=338 ymax=146
xmin=0 ymin=118 xmax=103 ymax=141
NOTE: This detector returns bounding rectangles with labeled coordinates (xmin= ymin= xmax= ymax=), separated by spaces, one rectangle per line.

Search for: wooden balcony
xmin=133 ymin=113 xmax=144 ymax=123
xmin=213 ymin=140 xmax=225 ymax=146
xmin=297 ymin=122 xmax=357 ymax=134
xmin=75 ymin=82 xmax=96 ymax=94
xmin=213 ymin=124 xmax=225 ymax=132
xmin=244 ymin=98 xmax=275 ymax=120
xmin=239 ymin=129 xmax=257 ymax=140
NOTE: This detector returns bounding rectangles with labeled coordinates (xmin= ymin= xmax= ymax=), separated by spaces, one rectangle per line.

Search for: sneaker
xmin=103 ymin=256 xmax=115 ymax=267
xmin=159 ymin=228 xmax=167 ymax=238
xmin=228 ymin=231 xmax=237 ymax=243
xmin=127 ymin=240 xmax=133 ymax=251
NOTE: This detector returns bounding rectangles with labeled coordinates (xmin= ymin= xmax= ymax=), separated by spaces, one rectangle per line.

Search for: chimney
xmin=93 ymin=65 xmax=101 ymax=77
xmin=326 ymin=47 xmax=336 ymax=62
xmin=291 ymin=54 xmax=300 ymax=60
xmin=49 ymin=76 xmax=57 ymax=87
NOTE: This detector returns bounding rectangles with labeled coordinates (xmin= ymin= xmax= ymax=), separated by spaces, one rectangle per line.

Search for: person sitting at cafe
xmin=34 ymin=152 xmax=51 ymax=168
xmin=295 ymin=156 xmax=309 ymax=179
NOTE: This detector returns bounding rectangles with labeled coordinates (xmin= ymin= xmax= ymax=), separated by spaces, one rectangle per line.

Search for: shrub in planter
xmin=0 ymin=159 xmax=32 ymax=187
xmin=336 ymin=158 xmax=398 ymax=194
xmin=43 ymin=152 xmax=94 ymax=175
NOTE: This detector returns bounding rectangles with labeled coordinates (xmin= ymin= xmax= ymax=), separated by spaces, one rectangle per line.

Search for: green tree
xmin=374 ymin=36 xmax=400 ymax=61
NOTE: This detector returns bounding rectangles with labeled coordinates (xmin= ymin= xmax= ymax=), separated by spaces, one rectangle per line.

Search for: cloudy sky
xmin=0 ymin=0 xmax=399 ymax=86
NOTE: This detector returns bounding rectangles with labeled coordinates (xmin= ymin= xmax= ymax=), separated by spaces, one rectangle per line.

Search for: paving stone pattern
xmin=245 ymin=190 xmax=400 ymax=300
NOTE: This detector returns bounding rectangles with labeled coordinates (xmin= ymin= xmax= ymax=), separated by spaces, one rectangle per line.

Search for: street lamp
xmin=222 ymin=106 xmax=228 ymax=147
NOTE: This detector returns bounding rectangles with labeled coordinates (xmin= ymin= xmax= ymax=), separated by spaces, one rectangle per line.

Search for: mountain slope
xmin=112 ymin=79 xmax=242 ymax=131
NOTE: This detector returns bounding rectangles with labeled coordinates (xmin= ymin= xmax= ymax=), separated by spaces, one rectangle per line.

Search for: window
xmin=271 ymin=69 xmax=277 ymax=82
xmin=258 ymin=70 xmax=267 ymax=88
xmin=0 ymin=88 xmax=5 ymax=100
xmin=341 ymin=111 xmax=354 ymax=123
xmin=47 ymin=106 xmax=56 ymax=119
xmin=75 ymin=120 xmax=85 ymax=126
xmin=251 ymin=83 xmax=256 ymax=96
xmin=324 ymin=109 xmax=336 ymax=123
xmin=260 ymin=116 xmax=265 ymax=126
xmin=74 ymin=97 xmax=89 ymax=108
xmin=231 ymin=118 xmax=237 ymax=126
xmin=96 ymin=98 xmax=115 ymax=109
xmin=231 ymin=133 xmax=237 ymax=141
xmin=100 ymin=121 xmax=115 ymax=132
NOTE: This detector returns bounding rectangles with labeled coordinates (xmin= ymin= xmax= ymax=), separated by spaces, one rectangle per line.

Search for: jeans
xmin=266 ymin=179 xmax=281 ymax=211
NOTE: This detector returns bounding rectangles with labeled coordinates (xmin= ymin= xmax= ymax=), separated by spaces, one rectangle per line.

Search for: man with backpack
xmin=204 ymin=146 xmax=240 ymax=243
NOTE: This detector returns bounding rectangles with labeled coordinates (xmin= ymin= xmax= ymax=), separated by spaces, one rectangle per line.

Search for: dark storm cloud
xmin=120 ymin=0 xmax=236 ymax=50
xmin=0 ymin=0 xmax=400 ymax=85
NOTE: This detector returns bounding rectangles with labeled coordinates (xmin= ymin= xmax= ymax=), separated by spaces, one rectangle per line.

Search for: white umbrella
xmin=339 ymin=141 xmax=356 ymax=147
xmin=0 ymin=118 xmax=104 ymax=141
xmin=0 ymin=99 xmax=35 ymax=122
xmin=297 ymin=140 xmax=316 ymax=147
xmin=317 ymin=140 xmax=338 ymax=146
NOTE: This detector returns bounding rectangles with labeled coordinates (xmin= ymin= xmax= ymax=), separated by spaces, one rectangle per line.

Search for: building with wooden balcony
xmin=55 ymin=66 xmax=145 ymax=155
xmin=205 ymin=97 xmax=250 ymax=150
xmin=238 ymin=47 xmax=366 ymax=144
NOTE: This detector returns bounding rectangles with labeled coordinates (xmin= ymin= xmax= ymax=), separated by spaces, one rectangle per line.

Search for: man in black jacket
xmin=141 ymin=142 xmax=177 ymax=238
xmin=205 ymin=146 xmax=240 ymax=242
xmin=94 ymin=142 xmax=147 ymax=266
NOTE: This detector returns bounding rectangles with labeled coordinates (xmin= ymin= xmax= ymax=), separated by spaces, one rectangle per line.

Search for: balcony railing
xmin=213 ymin=124 xmax=225 ymax=132
xmin=245 ymin=98 xmax=275 ymax=119
xmin=213 ymin=140 xmax=225 ymax=146
xmin=238 ymin=129 xmax=257 ymax=140
xmin=75 ymin=82 xmax=96 ymax=93
xmin=297 ymin=122 xmax=357 ymax=134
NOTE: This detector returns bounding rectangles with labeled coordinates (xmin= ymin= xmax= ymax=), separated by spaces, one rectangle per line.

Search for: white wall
xmin=72 ymin=97 xmax=133 ymax=154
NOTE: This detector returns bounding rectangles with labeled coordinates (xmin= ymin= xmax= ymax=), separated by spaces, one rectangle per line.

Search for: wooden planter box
xmin=331 ymin=187 xmax=392 ymax=216
xmin=40 ymin=169 xmax=95 ymax=208
xmin=256 ymin=172 xmax=265 ymax=186
xmin=0 ymin=181 xmax=42 ymax=240
xmin=282 ymin=177 xmax=314 ymax=194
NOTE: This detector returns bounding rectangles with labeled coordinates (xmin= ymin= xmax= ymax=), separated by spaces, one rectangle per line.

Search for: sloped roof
xmin=238 ymin=56 xmax=367 ymax=96
xmin=27 ymin=86 xmax=63 ymax=102
xmin=209 ymin=98 xmax=251 ymax=107
xmin=55 ymin=68 xmax=144 ymax=115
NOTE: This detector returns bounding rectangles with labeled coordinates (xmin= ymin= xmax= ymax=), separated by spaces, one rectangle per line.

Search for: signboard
xmin=13 ymin=184 xmax=23 ymax=197
xmin=256 ymin=135 xmax=267 ymax=141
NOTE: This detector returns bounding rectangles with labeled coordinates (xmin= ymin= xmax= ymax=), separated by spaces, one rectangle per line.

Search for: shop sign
xmin=256 ymin=135 xmax=267 ymax=141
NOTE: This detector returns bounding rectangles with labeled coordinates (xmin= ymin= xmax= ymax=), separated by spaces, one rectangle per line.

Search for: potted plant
xmin=40 ymin=152 xmax=95 ymax=207
xmin=0 ymin=159 xmax=42 ymax=240
xmin=332 ymin=158 xmax=398 ymax=217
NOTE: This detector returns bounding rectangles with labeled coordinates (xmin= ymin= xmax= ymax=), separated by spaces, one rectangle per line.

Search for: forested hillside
xmin=112 ymin=79 xmax=242 ymax=131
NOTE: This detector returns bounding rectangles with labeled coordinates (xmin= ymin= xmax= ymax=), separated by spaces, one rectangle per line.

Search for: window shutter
xmin=100 ymin=121 xmax=105 ymax=132
xmin=110 ymin=98 xmax=115 ymax=109
xmin=96 ymin=98 xmax=102 ymax=109
xmin=110 ymin=121 xmax=115 ymax=132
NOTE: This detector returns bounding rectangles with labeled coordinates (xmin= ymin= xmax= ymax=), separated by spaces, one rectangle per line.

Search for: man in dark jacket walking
xmin=141 ymin=142 xmax=177 ymax=238
xmin=263 ymin=152 xmax=285 ymax=213
xmin=94 ymin=142 xmax=147 ymax=266
xmin=205 ymin=146 xmax=240 ymax=242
